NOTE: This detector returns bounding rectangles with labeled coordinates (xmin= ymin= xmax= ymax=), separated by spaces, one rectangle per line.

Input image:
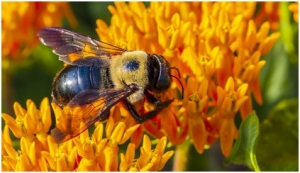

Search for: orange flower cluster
xmin=2 ymin=2 xmax=76 ymax=64
xmin=289 ymin=2 xmax=299 ymax=22
xmin=2 ymin=2 xmax=283 ymax=171
xmin=96 ymin=2 xmax=280 ymax=156
xmin=2 ymin=98 xmax=173 ymax=171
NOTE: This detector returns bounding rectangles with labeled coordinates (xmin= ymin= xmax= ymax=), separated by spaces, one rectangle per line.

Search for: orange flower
xmin=183 ymin=77 xmax=209 ymax=154
xmin=120 ymin=135 xmax=174 ymax=171
xmin=2 ymin=2 xmax=77 ymax=66
xmin=214 ymin=77 xmax=248 ymax=156
xmin=41 ymin=136 xmax=77 ymax=171
xmin=73 ymin=123 xmax=107 ymax=171
xmin=289 ymin=2 xmax=299 ymax=22
xmin=2 ymin=98 xmax=51 ymax=144
xmin=2 ymin=126 xmax=48 ymax=171
xmin=254 ymin=2 xmax=280 ymax=31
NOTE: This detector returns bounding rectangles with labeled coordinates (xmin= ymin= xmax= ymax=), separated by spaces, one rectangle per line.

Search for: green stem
xmin=172 ymin=140 xmax=190 ymax=171
xmin=250 ymin=152 xmax=260 ymax=171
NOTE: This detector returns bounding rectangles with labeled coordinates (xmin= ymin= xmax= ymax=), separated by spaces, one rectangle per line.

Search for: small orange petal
xmin=125 ymin=143 xmax=135 ymax=165
xmin=56 ymin=157 xmax=68 ymax=171
xmin=47 ymin=135 xmax=58 ymax=156
xmin=119 ymin=153 xmax=128 ymax=171
xmin=259 ymin=32 xmax=280 ymax=55
xmin=142 ymin=120 xmax=164 ymax=139
xmin=14 ymin=102 xmax=26 ymax=118
xmin=120 ymin=124 xmax=140 ymax=144
xmin=28 ymin=141 xmax=36 ymax=168
xmin=2 ymin=158 xmax=13 ymax=171
xmin=216 ymin=86 xmax=225 ymax=106
xmin=41 ymin=151 xmax=55 ymax=170
xmin=240 ymin=95 xmax=253 ymax=119
xmin=92 ymin=123 xmax=104 ymax=143
xmin=159 ymin=150 xmax=174 ymax=170
xmin=130 ymin=125 xmax=143 ymax=147
xmin=18 ymin=154 xmax=33 ymax=171
xmin=2 ymin=113 xmax=24 ymax=137
xmin=234 ymin=96 xmax=249 ymax=112
xmin=37 ymin=156 xmax=48 ymax=171
xmin=253 ymin=60 xmax=266 ymax=78
xmin=251 ymin=79 xmax=263 ymax=105
xmin=3 ymin=125 xmax=13 ymax=146
xmin=110 ymin=122 xmax=125 ymax=146
xmin=221 ymin=97 xmax=232 ymax=114
xmin=169 ymin=30 xmax=180 ymax=49
xmin=157 ymin=26 xmax=168 ymax=48
xmin=256 ymin=22 xmax=270 ymax=42
xmin=155 ymin=136 xmax=167 ymax=155
xmin=140 ymin=162 xmax=153 ymax=171
xmin=220 ymin=118 xmax=236 ymax=157
xmin=225 ymin=77 xmax=234 ymax=92
xmin=237 ymin=83 xmax=248 ymax=98
xmin=3 ymin=143 xmax=17 ymax=159
xmin=142 ymin=134 xmax=152 ymax=152
xmin=40 ymin=97 xmax=52 ymax=132
xmin=246 ymin=20 xmax=257 ymax=52
xmin=189 ymin=114 xmax=207 ymax=154
xmin=159 ymin=110 xmax=178 ymax=144
xmin=103 ymin=146 xmax=119 ymax=171
xmin=24 ymin=113 xmax=35 ymax=135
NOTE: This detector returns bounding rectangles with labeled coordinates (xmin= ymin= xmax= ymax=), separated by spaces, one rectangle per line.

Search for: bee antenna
xmin=170 ymin=67 xmax=181 ymax=78
xmin=170 ymin=67 xmax=184 ymax=99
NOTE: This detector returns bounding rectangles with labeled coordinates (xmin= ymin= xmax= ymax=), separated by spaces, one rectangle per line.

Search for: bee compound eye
xmin=156 ymin=71 xmax=171 ymax=90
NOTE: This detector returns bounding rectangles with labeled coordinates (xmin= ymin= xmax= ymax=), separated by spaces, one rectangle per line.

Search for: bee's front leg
xmin=125 ymin=90 xmax=173 ymax=123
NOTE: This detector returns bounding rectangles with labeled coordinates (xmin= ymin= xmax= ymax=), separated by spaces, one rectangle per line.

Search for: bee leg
xmin=125 ymin=90 xmax=173 ymax=123
xmin=98 ymin=111 xmax=110 ymax=121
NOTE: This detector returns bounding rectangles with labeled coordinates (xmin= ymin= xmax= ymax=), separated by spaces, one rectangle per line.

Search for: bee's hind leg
xmin=125 ymin=90 xmax=173 ymax=123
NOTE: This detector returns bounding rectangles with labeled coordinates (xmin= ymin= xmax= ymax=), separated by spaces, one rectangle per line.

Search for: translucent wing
xmin=51 ymin=85 xmax=138 ymax=143
xmin=37 ymin=27 xmax=126 ymax=64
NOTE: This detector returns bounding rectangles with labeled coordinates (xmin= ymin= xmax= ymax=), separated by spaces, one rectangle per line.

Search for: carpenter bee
xmin=37 ymin=27 xmax=183 ymax=143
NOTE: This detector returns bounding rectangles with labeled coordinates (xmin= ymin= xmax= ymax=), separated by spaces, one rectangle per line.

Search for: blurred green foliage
xmin=256 ymin=99 xmax=298 ymax=171
xmin=1 ymin=2 xmax=298 ymax=171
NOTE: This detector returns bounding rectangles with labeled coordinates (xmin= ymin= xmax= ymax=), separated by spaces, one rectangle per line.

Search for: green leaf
xmin=226 ymin=112 xmax=260 ymax=171
xmin=279 ymin=2 xmax=298 ymax=65
xmin=256 ymin=99 xmax=298 ymax=171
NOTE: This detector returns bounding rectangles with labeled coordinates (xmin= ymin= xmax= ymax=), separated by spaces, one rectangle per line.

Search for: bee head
xmin=148 ymin=54 xmax=184 ymax=98
xmin=147 ymin=54 xmax=172 ymax=93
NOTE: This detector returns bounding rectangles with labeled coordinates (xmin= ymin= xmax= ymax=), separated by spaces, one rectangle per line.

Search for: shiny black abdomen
xmin=52 ymin=65 xmax=113 ymax=106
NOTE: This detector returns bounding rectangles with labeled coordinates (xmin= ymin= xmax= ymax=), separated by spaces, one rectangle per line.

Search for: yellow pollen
xmin=189 ymin=93 xmax=200 ymax=102
xmin=222 ymin=23 xmax=230 ymax=33
xmin=199 ymin=55 xmax=208 ymax=66
xmin=227 ymin=92 xmax=236 ymax=101
xmin=16 ymin=118 xmax=27 ymax=134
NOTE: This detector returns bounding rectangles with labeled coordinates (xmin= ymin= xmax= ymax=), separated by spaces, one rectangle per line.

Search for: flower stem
xmin=172 ymin=140 xmax=191 ymax=171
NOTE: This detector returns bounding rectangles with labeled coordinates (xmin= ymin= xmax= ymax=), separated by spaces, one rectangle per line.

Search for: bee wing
xmin=37 ymin=27 xmax=126 ymax=65
xmin=51 ymin=85 xmax=138 ymax=143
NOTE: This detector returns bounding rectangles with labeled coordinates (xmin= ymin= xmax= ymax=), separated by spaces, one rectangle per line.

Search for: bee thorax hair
xmin=110 ymin=50 xmax=149 ymax=103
